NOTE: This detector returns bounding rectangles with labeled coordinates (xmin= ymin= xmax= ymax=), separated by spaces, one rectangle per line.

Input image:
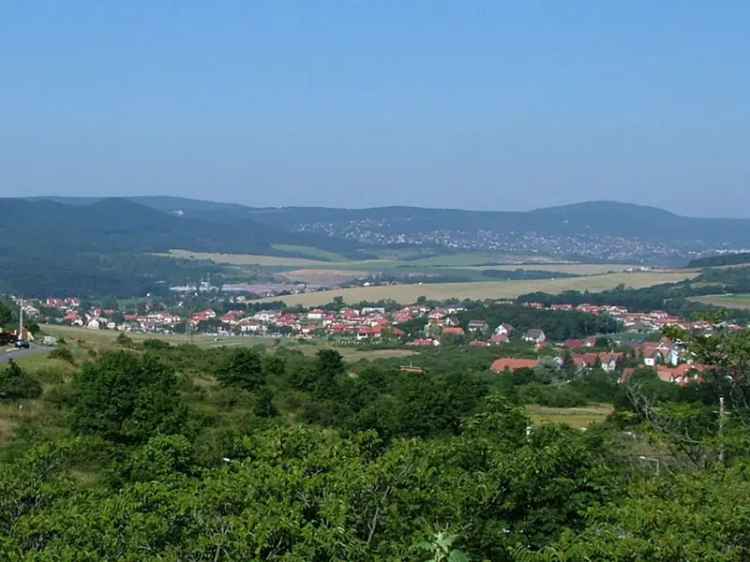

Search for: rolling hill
xmin=32 ymin=196 xmax=750 ymax=250
xmin=234 ymin=200 xmax=750 ymax=248
xmin=3 ymin=196 xmax=749 ymax=296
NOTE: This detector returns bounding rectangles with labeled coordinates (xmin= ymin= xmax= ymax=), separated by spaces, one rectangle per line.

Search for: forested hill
xmin=33 ymin=196 xmax=750 ymax=249
xmin=0 ymin=198 xmax=376 ymax=296
xmin=0 ymin=198 xmax=294 ymax=296
xmin=688 ymin=252 xmax=750 ymax=268
xmin=242 ymin=200 xmax=750 ymax=248
xmin=0 ymin=198 xmax=276 ymax=254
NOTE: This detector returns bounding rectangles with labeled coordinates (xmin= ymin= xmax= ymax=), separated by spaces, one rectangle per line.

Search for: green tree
xmin=216 ymin=348 xmax=265 ymax=391
xmin=313 ymin=349 xmax=345 ymax=396
xmin=254 ymin=387 xmax=279 ymax=418
xmin=121 ymin=434 xmax=194 ymax=482
xmin=0 ymin=359 xmax=42 ymax=400
xmin=70 ymin=351 xmax=186 ymax=444
xmin=0 ymin=301 xmax=11 ymax=328
xmin=116 ymin=332 xmax=134 ymax=347
xmin=262 ymin=354 xmax=286 ymax=378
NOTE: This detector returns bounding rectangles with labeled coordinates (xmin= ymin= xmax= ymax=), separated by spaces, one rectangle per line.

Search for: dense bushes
xmin=69 ymin=351 xmax=187 ymax=444
xmin=0 ymin=412 xmax=617 ymax=561
xmin=2 ymin=330 xmax=750 ymax=560
xmin=48 ymin=346 xmax=75 ymax=364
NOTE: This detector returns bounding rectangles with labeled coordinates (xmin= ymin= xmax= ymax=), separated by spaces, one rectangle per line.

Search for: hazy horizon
xmin=16 ymin=193 xmax=749 ymax=220
xmin=3 ymin=3 xmax=749 ymax=217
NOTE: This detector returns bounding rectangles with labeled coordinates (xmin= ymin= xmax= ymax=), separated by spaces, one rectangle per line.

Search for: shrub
xmin=143 ymin=338 xmax=171 ymax=351
xmin=215 ymin=348 xmax=265 ymax=391
xmin=0 ymin=360 xmax=43 ymax=401
xmin=70 ymin=351 xmax=187 ymax=444
xmin=49 ymin=347 xmax=75 ymax=364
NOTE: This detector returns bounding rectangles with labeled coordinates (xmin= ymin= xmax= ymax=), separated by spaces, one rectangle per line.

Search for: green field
xmin=451 ymin=263 xmax=637 ymax=275
xmin=405 ymin=252 xmax=568 ymax=267
xmin=166 ymin=249 xmax=335 ymax=267
xmin=689 ymin=293 xmax=750 ymax=310
xmin=162 ymin=249 xmax=697 ymax=305
xmin=261 ymin=270 xmax=698 ymax=306
xmin=166 ymin=249 xmax=639 ymax=275
xmin=526 ymin=403 xmax=613 ymax=429
xmin=270 ymin=244 xmax=348 ymax=262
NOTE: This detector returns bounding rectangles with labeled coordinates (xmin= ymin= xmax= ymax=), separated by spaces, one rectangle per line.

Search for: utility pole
xmin=719 ymin=395 xmax=726 ymax=465
xmin=18 ymin=298 xmax=24 ymax=342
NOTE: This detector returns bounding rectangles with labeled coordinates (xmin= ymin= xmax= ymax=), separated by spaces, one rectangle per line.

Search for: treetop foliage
xmin=2 ymin=328 xmax=750 ymax=559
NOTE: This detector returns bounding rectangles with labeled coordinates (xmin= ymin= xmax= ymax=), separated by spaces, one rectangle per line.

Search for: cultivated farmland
xmin=261 ymin=270 xmax=698 ymax=306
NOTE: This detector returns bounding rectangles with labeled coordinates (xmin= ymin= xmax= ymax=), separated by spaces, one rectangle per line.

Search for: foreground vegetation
xmin=1 ymin=326 xmax=749 ymax=560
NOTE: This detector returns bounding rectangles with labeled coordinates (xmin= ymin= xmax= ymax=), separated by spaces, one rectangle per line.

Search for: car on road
xmin=15 ymin=340 xmax=30 ymax=349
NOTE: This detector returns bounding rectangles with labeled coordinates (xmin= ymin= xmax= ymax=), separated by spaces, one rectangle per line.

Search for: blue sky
xmin=2 ymin=2 xmax=749 ymax=216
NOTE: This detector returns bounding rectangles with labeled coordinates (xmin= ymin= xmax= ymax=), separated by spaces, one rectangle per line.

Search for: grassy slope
xmin=40 ymin=325 xmax=418 ymax=362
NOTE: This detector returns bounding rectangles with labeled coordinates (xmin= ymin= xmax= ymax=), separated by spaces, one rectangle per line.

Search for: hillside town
xmin=295 ymin=220 xmax=696 ymax=264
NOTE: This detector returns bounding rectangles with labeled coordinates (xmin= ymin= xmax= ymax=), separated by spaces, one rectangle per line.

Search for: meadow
xmin=526 ymin=403 xmax=614 ymax=429
xmin=40 ymin=325 xmax=419 ymax=363
xmin=689 ymin=293 xmax=750 ymax=310
xmin=167 ymin=249 xmax=639 ymax=275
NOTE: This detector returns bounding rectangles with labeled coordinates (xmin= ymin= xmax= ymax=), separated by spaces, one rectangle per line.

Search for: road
xmin=0 ymin=344 xmax=52 ymax=365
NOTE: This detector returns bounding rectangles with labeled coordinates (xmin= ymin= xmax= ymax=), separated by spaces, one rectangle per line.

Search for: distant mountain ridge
xmin=22 ymin=196 xmax=750 ymax=250
xmin=2 ymin=195 xmax=749 ymax=296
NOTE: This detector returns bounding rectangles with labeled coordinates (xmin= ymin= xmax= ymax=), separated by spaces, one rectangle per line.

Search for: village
xmin=7 ymin=294 xmax=742 ymax=388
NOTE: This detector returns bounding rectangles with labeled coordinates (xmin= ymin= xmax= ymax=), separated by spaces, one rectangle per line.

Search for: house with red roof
xmin=408 ymin=338 xmax=440 ymax=347
xmin=656 ymin=364 xmax=706 ymax=386
xmin=490 ymin=358 xmax=540 ymax=374
xmin=490 ymin=333 xmax=509 ymax=345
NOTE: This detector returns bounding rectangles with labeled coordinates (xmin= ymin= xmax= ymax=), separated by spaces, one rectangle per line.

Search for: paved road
xmin=0 ymin=344 xmax=52 ymax=365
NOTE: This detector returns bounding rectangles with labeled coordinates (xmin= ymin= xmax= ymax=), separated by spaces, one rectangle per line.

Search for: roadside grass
xmin=526 ymin=403 xmax=614 ymax=429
